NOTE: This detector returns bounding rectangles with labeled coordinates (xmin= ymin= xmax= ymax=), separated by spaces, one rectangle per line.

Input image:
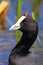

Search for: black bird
xmin=8 ymin=12 xmax=38 ymax=65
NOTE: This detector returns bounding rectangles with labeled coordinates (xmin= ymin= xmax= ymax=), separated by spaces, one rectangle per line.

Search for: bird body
xmin=9 ymin=13 xmax=38 ymax=65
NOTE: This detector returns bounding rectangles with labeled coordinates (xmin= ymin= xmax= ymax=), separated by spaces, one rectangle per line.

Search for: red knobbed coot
xmin=8 ymin=13 xmax=38 ymax=65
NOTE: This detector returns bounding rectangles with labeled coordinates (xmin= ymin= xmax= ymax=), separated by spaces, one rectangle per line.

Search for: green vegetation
xmin=15 ymin=0 xmax=22 ymax=43
xmin=31 ymin=0 xmax=42 ymax=20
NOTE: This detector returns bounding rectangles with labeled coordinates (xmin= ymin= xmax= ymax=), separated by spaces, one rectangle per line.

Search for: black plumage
xmin=8 ymin=15 xmax=38 ymax=65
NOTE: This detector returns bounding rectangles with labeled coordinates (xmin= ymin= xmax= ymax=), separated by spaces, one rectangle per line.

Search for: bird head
xmin=9 ymin=12 xmax=38 ymax=35
xmin=9 ymin=12 xmax=29 ymax=32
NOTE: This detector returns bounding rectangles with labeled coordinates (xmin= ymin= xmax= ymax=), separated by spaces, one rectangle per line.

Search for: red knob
xmin=24 ymin=12 xmax=29 ymax=16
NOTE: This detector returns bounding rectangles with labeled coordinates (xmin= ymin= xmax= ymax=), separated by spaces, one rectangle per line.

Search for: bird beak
xmin=9 ymin=16 xmax=26 ymax=30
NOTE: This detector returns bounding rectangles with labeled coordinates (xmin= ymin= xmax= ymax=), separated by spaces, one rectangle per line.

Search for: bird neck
xmin=15 ymin=33 xmax=30 ymax=56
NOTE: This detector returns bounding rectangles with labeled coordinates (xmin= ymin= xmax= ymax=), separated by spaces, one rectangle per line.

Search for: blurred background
xmin=0 ymin=0 xmax=43 ymax=65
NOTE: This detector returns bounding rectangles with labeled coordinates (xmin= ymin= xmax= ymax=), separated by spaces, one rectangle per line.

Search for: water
xmin=0 ymin=0 xmax=43 ymax=65
xmin=0 ymin=31 xmax=16 ymax=65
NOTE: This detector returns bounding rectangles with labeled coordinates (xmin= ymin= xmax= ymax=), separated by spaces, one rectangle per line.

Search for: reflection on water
xmin=0 ymin=30 xmax=16 ymax=65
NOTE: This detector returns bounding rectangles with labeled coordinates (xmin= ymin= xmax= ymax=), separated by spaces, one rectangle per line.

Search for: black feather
xmin=8 ymin=15 xmax=38 ymax=65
